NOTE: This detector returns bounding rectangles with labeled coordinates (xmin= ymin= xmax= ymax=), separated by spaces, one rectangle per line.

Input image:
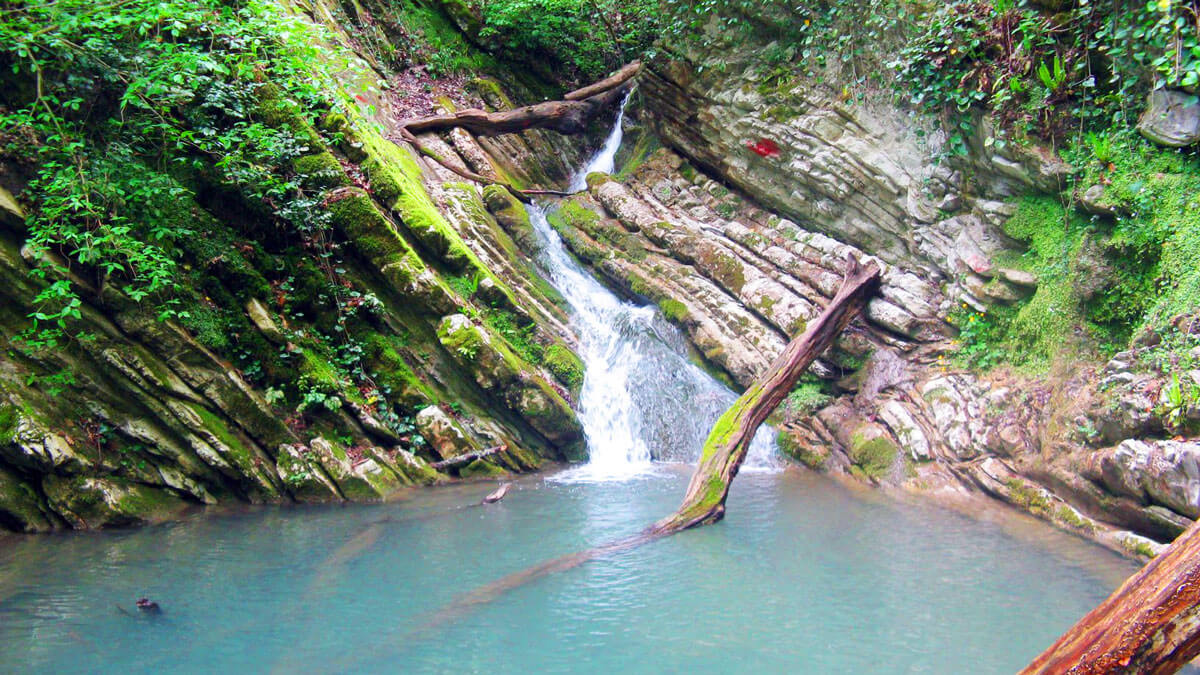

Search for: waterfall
xmin=567 ymin=90 xmax=632 ymax=193
xmin=533 ymin=96 xmax=778 ymax=482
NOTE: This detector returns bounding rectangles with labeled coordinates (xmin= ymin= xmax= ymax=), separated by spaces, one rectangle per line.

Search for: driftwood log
xmin=394 ymin=62 xmax=641 ymax=201
xmin=406 ymin=255 xmax=881 ymax=632
xmin=430 ymin=444 xmax=506 ymax=471
xmin=1023 ymin=519 xmax=1200 ymax=674
xmin=649 ymin=253 xmax=881 ymax=534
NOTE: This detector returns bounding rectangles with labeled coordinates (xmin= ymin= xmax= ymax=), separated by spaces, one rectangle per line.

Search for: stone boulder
xmin=1138 ymin=89 xmax=1200 ymax=148
xmin=1093 ymin=439 xmax=1200 ymax=519
xmin=415 ymin=405 xmax=475 ymax=460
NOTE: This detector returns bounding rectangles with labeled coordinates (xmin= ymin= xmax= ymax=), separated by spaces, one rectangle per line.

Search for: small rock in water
xmin=136 ymin=598 xmax=161 ymax=613
xmin=482 ymin=483 xmax=512 ymax=504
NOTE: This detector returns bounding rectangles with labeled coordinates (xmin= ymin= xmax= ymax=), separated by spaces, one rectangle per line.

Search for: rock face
xmin=0 ymin=3 xmax=593 ymax=532
xmin=1138 ymin=88 xmax=1200 ymax=147
xmin=518 ymin=34 xmax=1199 ymax=556
xmin=637 ymin=46 xmax=1062 ymax=313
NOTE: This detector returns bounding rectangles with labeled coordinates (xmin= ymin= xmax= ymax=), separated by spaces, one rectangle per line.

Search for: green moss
xmin=0 ymin=403 xmax=17 ymax=443
xmin=292 ymin=151 xmax=350 ymax=189
xmin=356 ymin=130 xmax=473 ymax=272
xmin=459 ymin=458 xmax=508 ymax=479
xmin=300 ymin=350 xmax=343 ymax=392
xmin=362 ymin=333 xmax=434 ymax=408
xmin=1054 ymin=504 xmax=1095 ymax=533
xmin=191 ymin=404 xmax=256 ymax=466
xmin=328 ymin=192 xmax=425 ymax=290
xmin=1125 ymin=538 xmax=1158 ymax=559
xmin=255 ymin=84 xmax=323 ymax=147
xmin=776 ymin=430 xmax=827 ymax=470
xmin=1005 ymin=478 xmax=1052 ymax=517
xmin=848 ymin=430 xmax=898 ymax=480
xmin=543 ymin=344 xmax=584 ymax=391
xmin=697 ymin=247 xmax=746 ymax=294
xmin=658 ymin=298 xmax=689 ymax=322
xmin=437 ymin=318 xmax=485 ymax=360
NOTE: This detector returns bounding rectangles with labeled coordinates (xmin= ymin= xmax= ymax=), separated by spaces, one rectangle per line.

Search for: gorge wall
xmin=1 ymin=0 xmax=1197 ymax=562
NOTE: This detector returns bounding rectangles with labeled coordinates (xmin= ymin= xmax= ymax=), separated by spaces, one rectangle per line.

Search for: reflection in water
xmin=0 ymin=471 xmax=1136 ymax=673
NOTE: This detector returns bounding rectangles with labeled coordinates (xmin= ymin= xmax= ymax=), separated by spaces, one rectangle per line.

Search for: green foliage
xmin=0 ymin=0 xmax=374 ymax=354
xmin=778 ymin=377 xmax=833 ymax=424
xmin=893 ymin=0 xmax=1200 ymax=142
xmin=1160 ymin=372 xmax=1200 ymax=433
xmin=477 ymin=0 xmax=663 ymax=81
xmin=484 ymin=308 xmax=543 ymax=364
xmin=948 ymin=306 xmax=1011 ymax=370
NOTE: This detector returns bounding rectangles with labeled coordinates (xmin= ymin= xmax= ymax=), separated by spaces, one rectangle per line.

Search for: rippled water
xmin=0 ymin=469 xmax=1135 ymax=673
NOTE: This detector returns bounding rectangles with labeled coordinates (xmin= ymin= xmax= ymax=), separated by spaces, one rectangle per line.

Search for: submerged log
xmin=1023 ymin=520 xmax=1200 ymax=674
xmin=482 ymin=482 xmax=512 ymax=504
xmin=649 ymin=253 xmax=881 ymax=534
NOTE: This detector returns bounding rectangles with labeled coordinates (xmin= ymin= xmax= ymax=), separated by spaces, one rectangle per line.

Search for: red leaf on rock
xmin=747 ymin=138 xmax=781 ymax=157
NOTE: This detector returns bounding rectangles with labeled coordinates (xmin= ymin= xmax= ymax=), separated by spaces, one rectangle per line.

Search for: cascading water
xmin=534 ymin=96 xmax=778 ymax=481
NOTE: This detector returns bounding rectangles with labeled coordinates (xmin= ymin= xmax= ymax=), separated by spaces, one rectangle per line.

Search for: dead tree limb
xmin=402 ymin=83 xmax=631 ymax=137
xmin=393 ymin=63 xmax=639 ymax=201
xmin=1022 ymin=519 xmax=1200 ymax=674
xmin=563 ymin=61 xmax=641 ymax=100
xmin=404 ymin=255 xmax=880 ymax=634
xmin=648 ymin=253 xmax=881 ymax=534
xmin=430 ymin=444 xmax=506 ymax=471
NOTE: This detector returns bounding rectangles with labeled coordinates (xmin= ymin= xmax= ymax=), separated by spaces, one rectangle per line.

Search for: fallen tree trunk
xmin=1023 ymin=520 xmax=1200 ymax=674
xmin=399 ymin=255 xmax=880 ymax=635
xmin=401 ymin=74 xmax=634 ymax=137
xmin=395 ymin=63 xmax=640 ymax=201
xmin=649 ymin=253 xmax=881 ymax=534
xmin=430 ymin=444 xmax=505 ymax=471
xmin=563 ymin=61 xmax=641 ymax=101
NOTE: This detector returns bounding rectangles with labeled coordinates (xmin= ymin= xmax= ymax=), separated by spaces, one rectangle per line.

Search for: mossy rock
xmin=42 ymin=475 xmax=190 ymax=529
xmin=482 ymin=184 xmax=537 ymax=251
xmin=777 ymin=430 xmax=828 ymax=470
xmin=188 ymin=403 xmax=284 ymax=499
xmin=658 ymin=298 xmax=689 ymax=323
xmin=292 ymin=151 xmax=351 ymax=190
xmin=255 ymin=84 xmax=323 ymax=148
xmin=543 ymin=343 xmax=585 ymax=395
xmin=275 ymin=445 xmax=342 ymax=502
xmin=848 ymin=428 xmax=898 ymax=481
xmin=0 ymin=464 xmax=57 ymax=532
xmin=362 ymin=334 xmax=434 ymax=408
xmin=459 ymin=458 xmax=508 ymax=479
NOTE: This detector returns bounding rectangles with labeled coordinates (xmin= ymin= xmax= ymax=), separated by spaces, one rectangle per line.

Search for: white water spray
xmin=533 ymin=96 xmax=777 ymax=482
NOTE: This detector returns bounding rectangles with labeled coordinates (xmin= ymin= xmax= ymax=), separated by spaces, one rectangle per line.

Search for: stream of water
xmin=534 ymin=96 xmax=775 ymax=482
xmin=0 ymin=99 xmax=1143 ymax=674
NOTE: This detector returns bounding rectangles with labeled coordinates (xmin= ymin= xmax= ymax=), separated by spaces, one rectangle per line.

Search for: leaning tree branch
xmin=393 ymin=63 xmax=641 ymax=201
xmin=1022 ymin=519 xmax=1200 ymax=674
xmin=402 ymin=255 xmax=881 ymax=635
xmin=648 ymin=253 xmax=881 ymax=534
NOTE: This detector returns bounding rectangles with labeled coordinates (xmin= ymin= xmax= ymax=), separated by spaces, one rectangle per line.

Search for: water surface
xmin=0 ymin=469 xmax=1135 ymax=673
